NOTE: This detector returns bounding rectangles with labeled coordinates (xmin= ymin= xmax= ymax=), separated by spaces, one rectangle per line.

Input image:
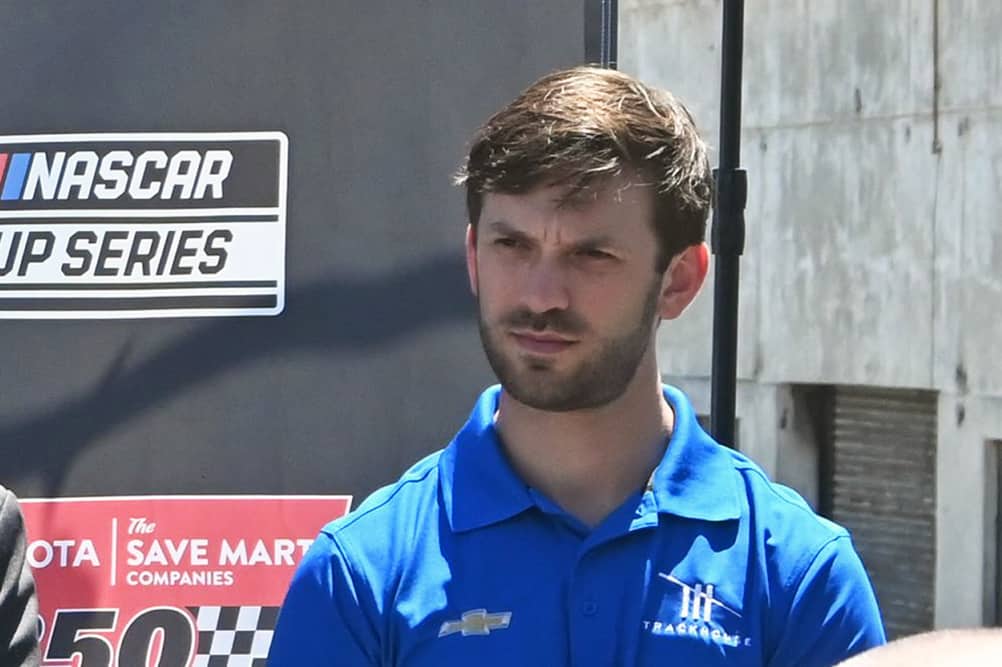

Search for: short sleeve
xmin=768 ymin=535 xmax=886 ymax=667
xmin=268 ymin=531 xmax=380 ymax=666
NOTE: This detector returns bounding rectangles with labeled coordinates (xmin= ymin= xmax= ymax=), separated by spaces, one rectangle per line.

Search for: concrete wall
xmin=621 ymin=0 xmax=1002 ymax=627
xmin=936 ymin=393 xmax=1002 ymax=627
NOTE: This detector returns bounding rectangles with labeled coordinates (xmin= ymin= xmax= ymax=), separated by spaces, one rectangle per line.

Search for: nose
xmin=520 ymin=258 xmax=570 ymax=314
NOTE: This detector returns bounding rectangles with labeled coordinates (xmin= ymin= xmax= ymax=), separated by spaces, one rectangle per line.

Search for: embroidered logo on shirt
xmin=439 ymin=609 xmax=512 ymax=637
xmin=643 ymin=573 xmax=752 ymax=649
xmin=658 ymin=573 xmax=741 ymax=621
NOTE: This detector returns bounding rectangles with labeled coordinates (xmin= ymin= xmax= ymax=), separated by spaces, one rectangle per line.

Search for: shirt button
xmin=582 ymin=601 xmax=598 ymax=616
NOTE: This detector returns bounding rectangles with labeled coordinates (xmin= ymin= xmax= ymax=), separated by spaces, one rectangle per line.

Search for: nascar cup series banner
xmin=0 ymin=132 xmax=287 ymax=318
xmin=20 ymin=495 xmax=350 ymax=667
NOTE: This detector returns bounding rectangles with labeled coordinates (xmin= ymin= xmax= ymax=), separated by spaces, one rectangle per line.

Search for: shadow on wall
xmin=0 ymin=253 xmax=473 ymax=498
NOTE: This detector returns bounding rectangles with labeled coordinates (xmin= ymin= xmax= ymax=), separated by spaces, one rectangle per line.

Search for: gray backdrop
xmin=0 ymin=1 xmax=585 ymax=503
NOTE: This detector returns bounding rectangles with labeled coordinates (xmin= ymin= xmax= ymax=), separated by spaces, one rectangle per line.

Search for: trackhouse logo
xmin=643 ymin=573 xmax=753 ymax=649
xmin=0 ymin=132 xmax=287 ymax=319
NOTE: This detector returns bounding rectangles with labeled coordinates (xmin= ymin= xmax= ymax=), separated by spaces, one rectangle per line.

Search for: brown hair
xmin=455 ymin=66 xmax=713 ymax=272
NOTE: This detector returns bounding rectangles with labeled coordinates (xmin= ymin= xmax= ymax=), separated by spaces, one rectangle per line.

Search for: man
xmin=0 ymin=486 xmax=40 ymax=666
xmin=269 ymin=67 xmax=885 ymax=665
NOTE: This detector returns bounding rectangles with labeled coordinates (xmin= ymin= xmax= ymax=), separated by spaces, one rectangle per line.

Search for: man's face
xmin=467 ymin=176 xmax=668 ymax=412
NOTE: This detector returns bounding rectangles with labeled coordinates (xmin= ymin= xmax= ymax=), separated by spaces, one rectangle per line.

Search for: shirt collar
xmin=651 ymin=384 xmax=741 ymax=522
xmin=439 ymin=384 xmax=741 ymax=534
xmin=439 ymin=386 xmax=534 ymax=533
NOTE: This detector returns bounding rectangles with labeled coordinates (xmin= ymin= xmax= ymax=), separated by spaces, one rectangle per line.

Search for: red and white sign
xmin=20 ymin=495 xmax=351 ymax=666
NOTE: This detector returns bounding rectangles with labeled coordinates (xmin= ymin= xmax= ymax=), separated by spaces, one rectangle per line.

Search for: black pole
xmin=584 ymin=0 xmax=618 ymax=69
xmin=710 ymin=0 xmax=747 ymax=447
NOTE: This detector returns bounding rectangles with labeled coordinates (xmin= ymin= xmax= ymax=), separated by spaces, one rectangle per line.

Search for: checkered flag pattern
xmin=187 ymin=605 xmax=279 ymax=667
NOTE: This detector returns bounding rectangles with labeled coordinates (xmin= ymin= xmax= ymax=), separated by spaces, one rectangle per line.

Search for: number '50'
xmin=42 ymin=608 xmax=194 ymax=667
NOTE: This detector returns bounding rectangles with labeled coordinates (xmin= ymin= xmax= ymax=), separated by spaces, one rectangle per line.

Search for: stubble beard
xmin=477 ymin=280 xmax=661 ymax=412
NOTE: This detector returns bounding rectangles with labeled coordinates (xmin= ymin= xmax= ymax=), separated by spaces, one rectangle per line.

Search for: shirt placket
xmin=565 ymin=491 xmax=660 ymax=667
xmin=567 ymin=546 xmax=617 ymax=667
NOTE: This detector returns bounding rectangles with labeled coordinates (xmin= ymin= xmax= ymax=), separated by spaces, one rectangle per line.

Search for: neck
xmin=494 ymin=353 xmax=673 ymax=528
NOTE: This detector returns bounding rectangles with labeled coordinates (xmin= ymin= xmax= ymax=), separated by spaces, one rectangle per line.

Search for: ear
xmin=465 ymin=224 xmax=479 ymax=296
xmin=657 ymin=242 xmax=709 ymax=320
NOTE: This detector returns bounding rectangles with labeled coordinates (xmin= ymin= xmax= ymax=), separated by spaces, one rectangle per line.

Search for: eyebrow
xmin=483 ymin=220 xmax=520 ymax=236
xmin=482 ymin=221 xmax=534 ymax=246
xmin=482 ymin=220 xmax=619 ymax=250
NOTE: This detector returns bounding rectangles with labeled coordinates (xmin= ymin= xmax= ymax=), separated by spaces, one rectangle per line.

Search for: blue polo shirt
xmin=270 ymin=385 xmax=885 ymax=666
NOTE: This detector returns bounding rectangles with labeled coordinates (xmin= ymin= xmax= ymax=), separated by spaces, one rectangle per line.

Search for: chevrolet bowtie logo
xmin=438 ymin=608 xmax=512 ymax=637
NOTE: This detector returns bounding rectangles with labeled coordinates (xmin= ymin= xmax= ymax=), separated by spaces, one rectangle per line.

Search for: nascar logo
xmin=0 ymin=149 xmax=233 ymax=202
xmin=0 ymin=132 xmax=286 ymax=319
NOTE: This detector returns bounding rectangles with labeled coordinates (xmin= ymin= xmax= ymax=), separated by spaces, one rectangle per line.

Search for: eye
xmin=577 ymin=248 xmax=615 ymax=260
xmin=493 ymin=237 xmax=523 ymax=249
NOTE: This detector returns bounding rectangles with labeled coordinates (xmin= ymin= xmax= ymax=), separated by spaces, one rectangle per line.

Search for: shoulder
xmin=729 ymin=448 xmax=848 ymax=555
xmin=661 ymin=385 xmax=852 ymax=574
xmin=718 ymin=451 xmax=884 ymax=658
xmin=307 ymin=450 xmax=445 ymax=578
xmin=329 ymin=449 xmax=443 ymax=536
xmin=721 ymin=448 xmax=872 ymax=601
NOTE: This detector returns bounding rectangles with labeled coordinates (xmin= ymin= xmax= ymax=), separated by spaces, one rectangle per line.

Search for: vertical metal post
xmin=709 ymin=0 xmax=747 ymax=446
xmin=585 ymin=0 xmax=618 ymax=69
xmin=996 ymin=443 xmax=1002 ymax=624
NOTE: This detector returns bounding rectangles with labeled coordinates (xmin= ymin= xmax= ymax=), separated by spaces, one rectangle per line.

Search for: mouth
xmin=509 ymin=330 xmax=578 ymax=355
